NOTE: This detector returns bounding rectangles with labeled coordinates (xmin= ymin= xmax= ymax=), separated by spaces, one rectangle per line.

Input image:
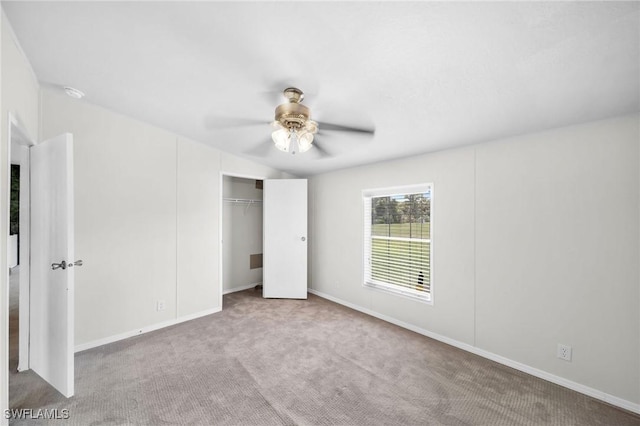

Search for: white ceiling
xmin=3 ymin=1 xmax=639 ymax=176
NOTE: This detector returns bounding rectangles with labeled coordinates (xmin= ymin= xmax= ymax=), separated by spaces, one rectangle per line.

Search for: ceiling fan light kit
xmin=271 ymin=87 xmax=318 ymax=155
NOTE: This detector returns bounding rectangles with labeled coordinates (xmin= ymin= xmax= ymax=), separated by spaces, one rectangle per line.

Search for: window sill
xmin=364 ymin=281 xmax=432 ymax=305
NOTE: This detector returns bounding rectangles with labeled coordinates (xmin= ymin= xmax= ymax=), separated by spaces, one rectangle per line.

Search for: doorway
xmin=7 ymin=115 xmax=33 ymax=375
xmin=220 ymin=174 xmax=265 ymax=306
xmin=6 ymin=115 xmax=46 ymax=412
xmin=7 ymin=119 xmax=76 ymax=409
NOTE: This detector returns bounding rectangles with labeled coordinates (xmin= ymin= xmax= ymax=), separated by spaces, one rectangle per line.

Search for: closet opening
xmin=221 ymin=174 xmax=265 ymax=307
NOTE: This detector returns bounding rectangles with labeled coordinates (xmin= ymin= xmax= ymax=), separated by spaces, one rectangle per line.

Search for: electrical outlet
xmin=557 ymin=344 xmax=572 ymax=361
xmin=156 ymin=300 xmax=166 ymax=311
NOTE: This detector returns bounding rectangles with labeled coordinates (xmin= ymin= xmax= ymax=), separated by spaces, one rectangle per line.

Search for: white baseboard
xmin=308 ymin=288 xmax=640 ymax=415
xmin=74 ymin=307 xmax=221 ymax=353
xmin=223 ymin=282 xmax=261 ymax=295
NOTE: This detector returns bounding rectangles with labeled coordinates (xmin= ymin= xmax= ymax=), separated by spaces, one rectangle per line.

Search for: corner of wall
xmin=1 ymin=9 xmax=38 ymax=86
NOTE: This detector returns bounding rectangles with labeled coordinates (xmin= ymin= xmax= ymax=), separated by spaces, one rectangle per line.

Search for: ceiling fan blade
xmin=313 ymin=141 xmax=333 ymax=158
xmin=244 ymin=139 xmax=275 ymax=157
xmin=318 ymin=122 xmax=375 ymax=135
xmin=205 ymin=116 xmax=267 ymax=130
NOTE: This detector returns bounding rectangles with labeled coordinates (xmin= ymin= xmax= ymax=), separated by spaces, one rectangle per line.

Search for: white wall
xmin=219 ymin=152 xmax=296 ymax=180
xmin=222 ymin=176 xmax=263 ymax=293
xmin=43 ymin=89 xmax=179 ymax=345
xmin=0 ymin=13 xmax=37 ymax=142
xmin=177 ymin=138 xmax=220 ymax=317
xmin=474 ymin=118 xmax=639 ymax=404
xmin=310 ymin=146 xmax=476 ymax=342
xmin=40 ymin=87 xmax=287 ymax=349
xmin=308 ymin=114 xmax=640 ymax=409
xmin=0 ymin=10 xmax=40 ymax=423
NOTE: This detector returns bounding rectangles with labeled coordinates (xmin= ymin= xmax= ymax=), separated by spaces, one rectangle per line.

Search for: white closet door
xmin=263 ymin=179 xmax=307 ymax=299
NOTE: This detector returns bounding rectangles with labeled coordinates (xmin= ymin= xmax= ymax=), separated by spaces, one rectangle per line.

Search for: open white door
xmin=29 ymin=133 xmax=74 ymax=398
xmin=263 ymin=179 xmax=308 ymax=299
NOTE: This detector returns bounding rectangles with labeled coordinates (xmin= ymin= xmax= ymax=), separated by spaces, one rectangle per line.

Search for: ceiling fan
xmin=269 ymin=87 xmax=375 ymax=156
xmin=207 ymin=87 xmax=374 ymax=157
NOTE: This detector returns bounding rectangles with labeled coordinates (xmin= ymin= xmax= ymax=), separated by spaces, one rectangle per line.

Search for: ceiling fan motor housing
xmin=275 ymin=102 xmax=311 ymax=130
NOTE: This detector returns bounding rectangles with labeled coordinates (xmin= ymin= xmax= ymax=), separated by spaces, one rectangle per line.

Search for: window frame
xmin=363 ymin=183 xmax=433 ymax=304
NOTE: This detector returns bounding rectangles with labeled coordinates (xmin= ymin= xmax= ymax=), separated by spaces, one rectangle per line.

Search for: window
xmin=363 ymin=184 xmax=432 ymax=302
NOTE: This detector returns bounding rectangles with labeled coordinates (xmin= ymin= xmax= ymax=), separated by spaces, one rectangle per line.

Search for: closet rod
xmin=223 ymin=198 xmax=263 ymax=204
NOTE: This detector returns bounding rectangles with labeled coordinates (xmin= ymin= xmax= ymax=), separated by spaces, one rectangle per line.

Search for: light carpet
xmin=8 ymin=282 xmax=640 ymax=425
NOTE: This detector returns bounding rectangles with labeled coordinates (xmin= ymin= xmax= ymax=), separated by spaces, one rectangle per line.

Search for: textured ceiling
xmin=3 ymin=1 xmax=639 ymax=176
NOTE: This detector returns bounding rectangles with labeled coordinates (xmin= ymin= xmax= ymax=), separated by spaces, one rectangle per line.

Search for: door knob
xmin=51 ymin=261 xmax=67 ymax=270
xmin=51 ymin=260 xmax=83 ymax=270
xmin=301 ymin=237 xmax=306 ymax=242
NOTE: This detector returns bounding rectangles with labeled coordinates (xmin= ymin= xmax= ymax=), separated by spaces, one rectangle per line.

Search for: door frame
xmin=218 ymin=172 xmax=266 ymax=309
xmin=7 ymin=112 xmax=35 ymax=374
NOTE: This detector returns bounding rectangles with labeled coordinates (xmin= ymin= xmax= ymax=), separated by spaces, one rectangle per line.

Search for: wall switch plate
xmin=157 ymin=300 xmax=166 ymax=311
xmin=557 ymin=344 xmax=572 ymax=361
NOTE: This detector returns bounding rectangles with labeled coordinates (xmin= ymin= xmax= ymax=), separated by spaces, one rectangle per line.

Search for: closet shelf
xmin=224 ymin=198 xmax=263 ymax=204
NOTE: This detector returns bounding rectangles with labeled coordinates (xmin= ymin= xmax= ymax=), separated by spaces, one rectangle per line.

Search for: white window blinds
xmin=363 ymin=184 xmax=432 ymax=302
